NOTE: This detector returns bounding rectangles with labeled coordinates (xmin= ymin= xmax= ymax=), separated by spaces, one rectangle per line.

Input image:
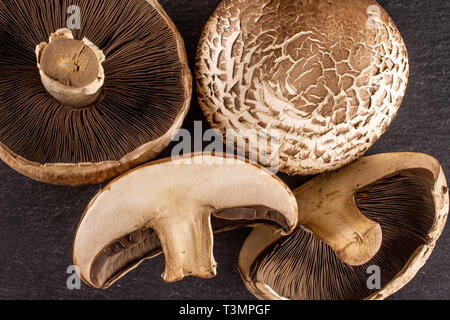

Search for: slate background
xmin=0 ymin=0 xmax=448 ymax=300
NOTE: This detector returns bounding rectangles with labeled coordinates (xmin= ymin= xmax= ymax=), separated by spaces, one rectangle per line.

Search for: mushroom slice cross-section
xmin=73 ymin=154 xmax=298 ymax=288
xmin=0 ymin=0 xmax=191 ymax=186
xmin=239 ymin=153 xmax=449 ymax=300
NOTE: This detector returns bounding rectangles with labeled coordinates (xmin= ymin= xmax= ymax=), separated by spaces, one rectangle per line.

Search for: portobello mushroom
xmin=0 ymin=0 xmax=191 ymax=185
xmin=73 ymin=153 xmax=298 ymax=288
xmin=239 ymin=153 xmax=448 ymax=300
xmin=196 ymin=0 xmax=409 ymax=175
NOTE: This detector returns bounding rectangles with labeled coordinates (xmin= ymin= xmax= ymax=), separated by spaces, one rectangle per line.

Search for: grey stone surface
xmin=0 ymin=0 xmax=448 ymax=300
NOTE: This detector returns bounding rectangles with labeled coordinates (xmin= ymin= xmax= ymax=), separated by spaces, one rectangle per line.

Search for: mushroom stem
xmin=297 ymin=187 xmax=382 ymax=266
xmin=152 ymin=210 xmax=217 ymax=282
xmin=35 ymin=28 xmax=105 ymax=107
xmin=294 ymin=153 xmax=444 ymax=267
xmin=295 ymin=175 xmax=382 ymax=266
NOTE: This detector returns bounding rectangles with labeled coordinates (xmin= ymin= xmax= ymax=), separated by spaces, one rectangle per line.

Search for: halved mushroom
xmin=73 ymin=153 xmax=298 ymax=288
xmin=196 ymin=0 xmax=409 ymax=175
xmin=0 ymin=0 xmax=191 ymax=185
xmin=239 ymin=153 xmax=448 ymax=300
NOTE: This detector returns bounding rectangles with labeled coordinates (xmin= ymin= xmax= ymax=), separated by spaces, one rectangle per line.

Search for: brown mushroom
xmin=238 ymin=153 xmax=449 ymax=300
xmin=0 ymin=0 xmax=191 ymax=185
xmin=196 ymin=0 xmax=409 ymax=175
xmin=73 ymin=153 xmax=298 ymax=288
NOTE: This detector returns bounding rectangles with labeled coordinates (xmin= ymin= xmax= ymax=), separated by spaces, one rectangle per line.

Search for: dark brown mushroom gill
xmin=0 ymin=0 xmax=185 ymax=164
xmin=89 ymin=205 xmax=292 ymax=289
xmin=90 ymin=227 xmax=162 ymax=289
xmin=248 ymin=169 xmax=436 ymax=300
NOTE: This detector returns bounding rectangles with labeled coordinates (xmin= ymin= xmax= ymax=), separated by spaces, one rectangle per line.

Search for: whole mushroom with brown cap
xmin=73 ymin=153 xmax=298 ymax=289
xmin=196 ymin=0 xmax=409 ymax=175
xmin=238 ymin=153 xmax=449 ymax=300
xmin=0 ymin=0 xmax=191 ymax=186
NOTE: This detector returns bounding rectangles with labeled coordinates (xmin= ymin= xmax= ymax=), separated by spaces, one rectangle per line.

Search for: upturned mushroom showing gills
xmin=73 ymin=154 xmax=298 ymax=289
xmin=196 ymin=0 xmax=409 ymax=175
xmin=0 ymin=0 xmax=191 ymax=186
xmin=238 ymin=153 xmax=449 ymax=300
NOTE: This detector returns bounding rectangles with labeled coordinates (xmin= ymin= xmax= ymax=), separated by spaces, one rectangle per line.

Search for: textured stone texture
xmin=0 ymin=0 xmax=448 ymax=299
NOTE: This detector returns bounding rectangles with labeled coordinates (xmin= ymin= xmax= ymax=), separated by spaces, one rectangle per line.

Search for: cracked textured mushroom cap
xmin=73 ymin=153 xmax=298 ymax=288
xmin=238 ymin=153 xmax=449 ymax=300
xmin=196 ymin=0 xmax=409 ymax=175
xmin=0 ymin=0 xmax=191 ymax=186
